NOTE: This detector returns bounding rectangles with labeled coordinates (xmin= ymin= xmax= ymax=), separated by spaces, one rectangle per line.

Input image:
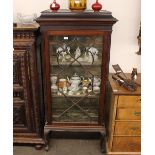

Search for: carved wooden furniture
xmin=13 ymin=24 xmax=44 ymax=148
xmin=36 ymin=10 xmax=117 ymax=152
xmin=106 ymin=73 xmax=141 ymax=154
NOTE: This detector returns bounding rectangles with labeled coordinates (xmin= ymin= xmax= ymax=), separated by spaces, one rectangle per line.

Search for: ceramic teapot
xmin=67 ymin=73 xmax=81 ymax=92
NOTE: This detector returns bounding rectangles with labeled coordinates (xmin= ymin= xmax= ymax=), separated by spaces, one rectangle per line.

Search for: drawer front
xmin=112 ymin=136 xmax=141 ymax=152
xmin=116 ymin=108 xmax=141 ymax=120
xmin=118 ymin=96 xmax=141 ymax=107
xmin=114 ymin=121 xmax=141 ymax=135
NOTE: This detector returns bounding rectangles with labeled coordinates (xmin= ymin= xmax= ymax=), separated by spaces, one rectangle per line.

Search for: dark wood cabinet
xmin=13 ymin=25 xmax=44 ymax=148
xmin=36 ymin=10 xmax=117 ymax=152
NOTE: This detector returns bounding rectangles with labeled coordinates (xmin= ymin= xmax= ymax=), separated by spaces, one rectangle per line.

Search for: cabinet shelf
xmin=53 ymin=113 xmax=98 ymax=123
xmin=52 ymin=119 xmax=98 ymax=124
xmin=50 ymin=57 xmax=102 ymax=66
xmin=52 ymin=93 xmax=99 ymax=98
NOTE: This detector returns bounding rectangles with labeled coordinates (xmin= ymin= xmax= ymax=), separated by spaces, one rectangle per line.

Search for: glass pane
xmin=49 ymin=35 xmax=103 ymax=123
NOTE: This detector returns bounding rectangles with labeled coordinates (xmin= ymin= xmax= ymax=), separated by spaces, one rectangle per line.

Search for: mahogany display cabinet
xmin=36 ymin=10 xmax=117 ymax=153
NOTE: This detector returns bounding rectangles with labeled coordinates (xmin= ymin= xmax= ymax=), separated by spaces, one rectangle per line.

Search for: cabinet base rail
xmin=43 ymin=125 xmax=107 ymax=153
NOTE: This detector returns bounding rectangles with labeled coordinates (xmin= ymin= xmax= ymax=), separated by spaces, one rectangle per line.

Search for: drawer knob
xmin=137 ymin=98 xmax=141 ymax=103
xmin=134 ymin=112 xmax=141 ymax=116
xmin=130 ymin=127 xmax=140 ymax=130
xmin=129 ymin=143 xmax=136 ymax=148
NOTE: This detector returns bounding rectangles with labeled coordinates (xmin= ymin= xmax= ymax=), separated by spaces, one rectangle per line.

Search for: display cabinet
xmin=13 ymin=24 xmax=44 ymax=148
xmin=36 ymin=10 xmax=117 ymax=152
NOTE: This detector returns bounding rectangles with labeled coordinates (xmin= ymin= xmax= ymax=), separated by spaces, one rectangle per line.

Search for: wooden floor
xmin=14 ymin=138 xmax=141 ymax=155
xmin=14 ymin=139 xmax=104 ymax=155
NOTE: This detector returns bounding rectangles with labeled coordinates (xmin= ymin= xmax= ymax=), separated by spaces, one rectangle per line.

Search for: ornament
xmin=69 ymin=0 xmax=87 ymax=11
xmin=92 ymin=0 xmax=102 ymax=12
xmin=50 ymin=0 xmax=60 ymax=12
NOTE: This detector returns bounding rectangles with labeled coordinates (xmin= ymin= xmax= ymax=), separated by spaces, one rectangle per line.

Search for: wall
xmin=13 ymin=0 xmax=141 ymax=73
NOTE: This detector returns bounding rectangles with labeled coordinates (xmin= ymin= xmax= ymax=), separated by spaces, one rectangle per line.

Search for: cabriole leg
xmin=44 ymin=129 xmax=51 ymax=151
xmin=100 ymin=131 xmax=107 ymax=154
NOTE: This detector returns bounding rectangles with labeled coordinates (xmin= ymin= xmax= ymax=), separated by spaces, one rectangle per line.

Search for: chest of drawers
xmin=106 ymin=74 xmax=141 ymax=154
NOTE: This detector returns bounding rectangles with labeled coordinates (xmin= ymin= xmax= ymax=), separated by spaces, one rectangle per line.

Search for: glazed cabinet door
xmin=44 ymin=31 xmax=107 ymax=125
xmin=13 ymin=49 xmax=34 ymax=133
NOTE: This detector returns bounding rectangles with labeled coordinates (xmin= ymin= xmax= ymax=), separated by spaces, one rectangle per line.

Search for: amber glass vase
xmin=69 ymin=0 xmax=87 ymax=11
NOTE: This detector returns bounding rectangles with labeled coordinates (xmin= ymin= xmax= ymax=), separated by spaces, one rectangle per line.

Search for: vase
xmin=92 ymin=0 xmax=102 ymax=12
xmin=69 ymin=0 xmax=87 ymax=11
xmin=50 ymin=75 xmax=58 ymax=93
xmin=50 ymin=0 xmax=60 ymax=12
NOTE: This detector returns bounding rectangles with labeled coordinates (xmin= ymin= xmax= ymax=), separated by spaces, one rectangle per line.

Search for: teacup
xmin=93 ymin=86 xmax=100 ymax=94
xmin=82 ymin=86 xmax=88 ymax=94
xmin=58 ymin=78 xmax=67 ymax=89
